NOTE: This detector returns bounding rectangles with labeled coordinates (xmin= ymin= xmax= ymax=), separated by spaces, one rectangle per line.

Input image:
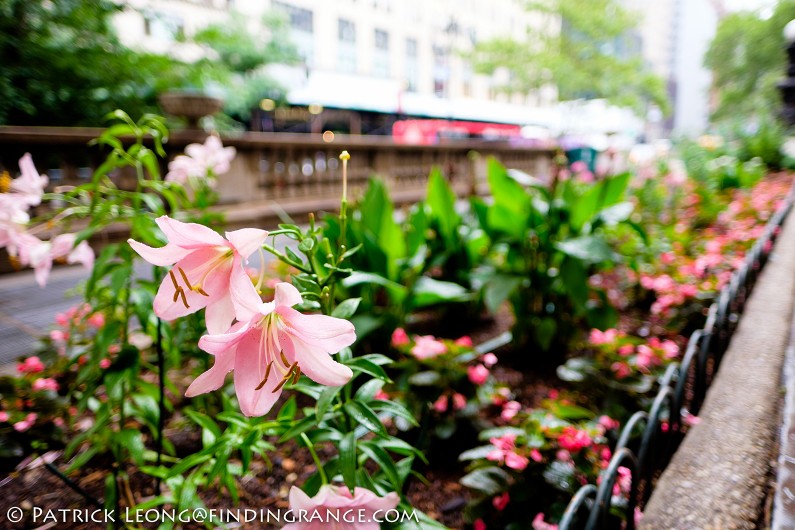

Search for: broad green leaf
xmin=370 ymin=400 xmax=419 ymax=427
xmin=411 ymin=277 xmax=471 ymax=308
xmin=460 ymin=466 xmax=512 ymax=496
xmin=343 ymin=402 xmax=387 ymax=437
xmin=556 ymin=236 xmax=617 ymax=264
xmin=483 ymin=274 xmax=522 ymax=313
xmin=332 ymin=298 xmax=361 ymax=319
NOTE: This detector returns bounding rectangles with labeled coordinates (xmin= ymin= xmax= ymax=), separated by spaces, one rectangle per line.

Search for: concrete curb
xmin=639 ymin=210 xmax=795 ymax=529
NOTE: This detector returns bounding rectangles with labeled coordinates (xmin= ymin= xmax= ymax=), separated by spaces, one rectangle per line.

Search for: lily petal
xmin=279 ymin=307 xmax=357 ymax=352
xmin=233 ymin=333 xmax=283 ymax=417
xmin=229 ymin=258 xmax=263 ymax=322
xmin=185 ymin=349 xmax=235 ymax=397
xmin=225 ymin=228 xmax=269 ymax=259
xmin=153 ymin=248 xmax=227 ymax=321
xmin=198 ymin=321 xmax=251 ymax=355
xmin=283 ymin=332 xmax=352 ymax=387
xmin=204 ymin=290 xmax=236 ymax=335
xmin=128 ymin=239 xmax=191 ymax=266
xmin=155 ymin=215 xmax=226 ymax=248
xmin=274 ymin=282 xmax=304 ymax=308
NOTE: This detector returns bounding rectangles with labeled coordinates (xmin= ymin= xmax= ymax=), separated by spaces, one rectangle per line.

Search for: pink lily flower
xmin=165 ymin=136 xmax=236 ymax=185
xmin=282 ymin=484 xmax=400 ymax=530
xmin=14 ymin=232 xmax=94 ymax=287
xmin=128 ymin=216 xmax=267 ymax=333
xmin=187 ymin=283 xmax=355 ymax=417
xmin=13 ymin=154 xmax=48 ymax=206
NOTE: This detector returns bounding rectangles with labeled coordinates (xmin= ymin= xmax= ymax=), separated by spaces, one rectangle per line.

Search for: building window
xmin=338 ymin=18 xmax=357 ymax=73
xmin=406 ymin=38 xmax=417 ymax=58
xmin=405 ymin=38 xmax=418 ymax=91
xmin=373 ymin=29 xmax=389 ymax=77
xmin=433 ymin=45 xmax=449 ymax=98
xmin=375 ymin=29 xmax=389 ymax=50
xmin=272 ymin=1 xmax=315 ymax=66
xmin=143 ymin=11 xmax=184 ymax=43
xmin=338 ymin=18 xmax=356 ymax=43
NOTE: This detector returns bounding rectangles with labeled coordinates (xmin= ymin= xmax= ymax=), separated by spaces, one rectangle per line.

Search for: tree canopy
xmin=0 ymin=0 xmax=297 ymax=127
xmin=705 ymin=0 xmax=795 ymax=123
xmin=469 ymin=0 xmax=668 ymax=114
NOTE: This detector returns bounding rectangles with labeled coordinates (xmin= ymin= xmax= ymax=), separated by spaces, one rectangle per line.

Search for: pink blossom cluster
xmin=588 ymin=328 xmax=680 ymax=380
xmin=50 ymin=303 xmax=106 ymax=355
xmin=486 ymin=434 xmax=530 ymax=471
xmin=165 ymin=135 xmax=236 ymax=187
xmin=0 ymin=154 xmax=94 ymax=286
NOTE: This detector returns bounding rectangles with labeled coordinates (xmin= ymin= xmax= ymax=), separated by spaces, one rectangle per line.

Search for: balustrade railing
xmin=0 ymin=127 xmax=554 ymax=208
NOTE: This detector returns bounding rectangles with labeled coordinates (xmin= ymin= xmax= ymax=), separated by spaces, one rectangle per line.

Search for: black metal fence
xmin=558 ymin=192 xmax=795 ymax=530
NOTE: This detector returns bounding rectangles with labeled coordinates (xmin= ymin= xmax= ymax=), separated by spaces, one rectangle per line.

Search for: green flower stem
xmin=300 ymin=433 xmax=328 ymax=485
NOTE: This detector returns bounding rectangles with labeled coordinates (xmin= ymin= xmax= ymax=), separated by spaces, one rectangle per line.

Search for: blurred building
xmin=115 ymin=0 xmax=560 ymax=132
xmin=623 ymin=0 xmax=720 ymax=137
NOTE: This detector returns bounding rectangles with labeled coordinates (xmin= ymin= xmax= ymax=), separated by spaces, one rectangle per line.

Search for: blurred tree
xmin=0 ymin=1 xmax=298 ymax=127
xmin=705 ymin=0 xmax=795 ymax=122
xmin=192 ymin=13 xmax=300 ymax=123
xmin=0 ymin=0 xmax=192 ymax=126
xmin=468 ymin=0 xmax=668 ymax=114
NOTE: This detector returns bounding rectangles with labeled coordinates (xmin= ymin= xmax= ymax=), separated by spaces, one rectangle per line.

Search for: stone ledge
xmin=639 ymin=210 xmax=795 ymax=530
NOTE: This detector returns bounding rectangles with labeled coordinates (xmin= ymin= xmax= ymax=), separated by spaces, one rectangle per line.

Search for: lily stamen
xmin=255 ymin=361 xmax=274 ymax=390
xmin=169 ymin=270 xmax=189 ymax=308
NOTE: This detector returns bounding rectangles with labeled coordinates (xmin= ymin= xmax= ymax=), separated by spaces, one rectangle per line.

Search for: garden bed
xmin=1 ymin=119 xmax=793 ymax=530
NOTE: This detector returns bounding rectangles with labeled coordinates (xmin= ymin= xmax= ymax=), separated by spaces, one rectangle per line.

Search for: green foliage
xmin=469 ymin=0 xmax=668 ymax=113
xmin=476 ymin=158 xmax=635 ymax=360
xmin=0 ymin=1 xmax=298 ymax=126
xmin=705 ymin=0 xmax=795 ymax=122
xmin=192 ymin=12 xmax=299 ymax=122
xmin=325 ymin=175 xmax=478 ymax=339
xmin=0 ymin=0 xmax=188 ymax=125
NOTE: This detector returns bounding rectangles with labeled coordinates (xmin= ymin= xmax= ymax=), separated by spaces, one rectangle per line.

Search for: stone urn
xmin=158 ymin=91 xmax=224 ymax=129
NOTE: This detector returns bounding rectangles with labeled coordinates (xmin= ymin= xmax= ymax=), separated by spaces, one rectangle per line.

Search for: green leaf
xmin=118 ymin=429 xmax=146 ymax=466
xmin=343 ymin=272 xmax=407 ymax=303
xmin=556 ymin=357 xmax=599 ymax=382
xmin=279 ymin=413 xmax=319 ymax=442
xmin=534 ymin=317 xmax=558 ymax=351
xmin=425 ymin=168 xmax=460 ymax=245
xmin=360 ymin=441 xmax=401 ymax=490
xmin=460 ymin=466 xmax=512 ymax=496
xmin=483 ymin=274 xmax=522 ymax=313
xmin=560 ymin=256 xmax=589 ymax=308
xmin=345 ymin=358 xmax=391 ymax=381
xmin=370 ymin=400 xmax=419 ymax=427
xmin=298 ymin=237 xmax=316 ymax=253
xmin=355 ymin=379 xmax=385 ymax=401
xmin=556 ymin=236 xmax=617 ymax=264
xmin=316 ymin=386 xmax=342 ymax=419
xmin=411 ymin=277 xmax=471 ymax=308
xmin=340 ymin=432 xmax=357 ymax=490
xmin=343 ymin=402 xmax=387 ymax=437
xmin=597 ymin=201 xmax=634 ymax=226
xmin=407 ymin=371 xmax=442 ymax=386
xmin=185 ymin=410 xmax=222 ymax=442
xmin=331 ymin=298 xmax=361 ymax=319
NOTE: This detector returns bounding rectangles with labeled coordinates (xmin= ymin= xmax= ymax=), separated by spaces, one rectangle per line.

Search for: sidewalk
xmin=0 ymin=265 xmax=92 ymax=367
